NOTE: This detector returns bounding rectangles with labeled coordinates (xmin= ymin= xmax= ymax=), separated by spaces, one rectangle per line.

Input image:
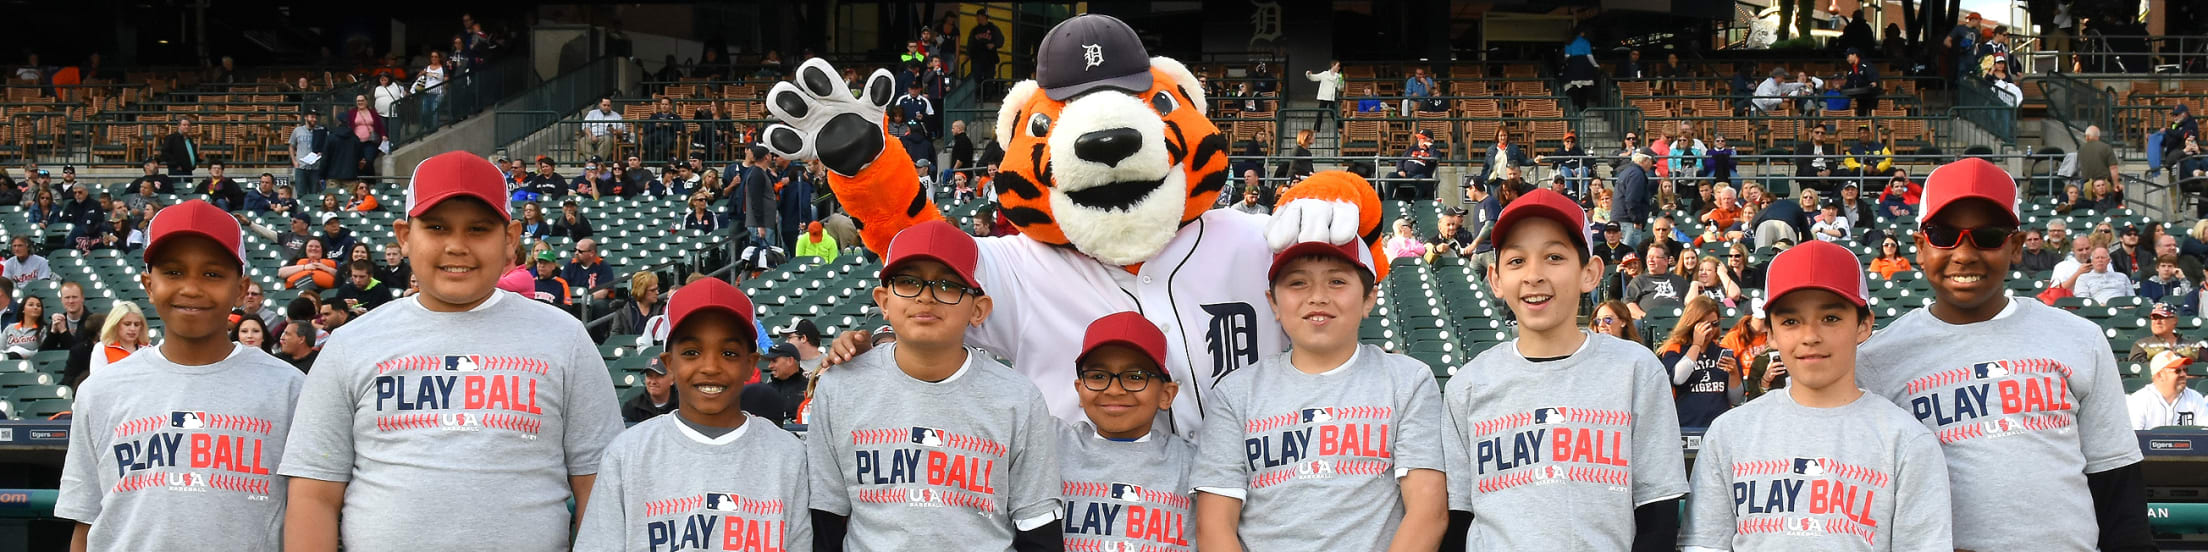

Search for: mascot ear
xmin=993 ymin=80 xmax=1044 ymax=145
xmin=1149 ymin=56 xmax=1206 ymax=117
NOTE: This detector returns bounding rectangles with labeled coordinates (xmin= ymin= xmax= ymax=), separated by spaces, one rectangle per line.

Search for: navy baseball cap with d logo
xmin=1036 ymin=14 xmax=1154 ymax=101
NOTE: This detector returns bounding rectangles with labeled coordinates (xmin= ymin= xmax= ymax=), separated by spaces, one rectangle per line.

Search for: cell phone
xmin=1767 ymin=350 xmax=1788 ymax=389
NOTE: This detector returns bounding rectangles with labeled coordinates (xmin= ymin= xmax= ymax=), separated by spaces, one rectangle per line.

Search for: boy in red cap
xmin=575 ymin=277 xmax=811 ymax=550
xmin=1059 ymin=311 xmax=1193 ymax=551
xmin=1684 ymin=240 xmax=1952 ymax=550
xmin=1442 ymin=187 xmax=1687 ymax=550
xmin=1191 ymin=236 xmax=1451 ymax=551
xmin=279 ymin=151 xmax=624 ymax=551
xmin=804 ymin=219 xmax=1063 ymax=551
xmin=57 ymin=200 xmax=303 ymax=551
xmin=1857 ymin=157 xmax=2149 ymax=551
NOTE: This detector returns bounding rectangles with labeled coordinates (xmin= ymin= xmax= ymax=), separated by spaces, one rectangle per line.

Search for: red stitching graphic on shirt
xmin=1936 ymin=413 xmax=2075 ymax=443
xmin=1904 ymin=367 xmax=1974 ymax=395
xmin=1565 ymin=408 xmax=1634 ymax=426
xmin=935 ymin=429 xmax=1008 ymax=457
xmin=1065 ymin=538 xmax=1190 ymax=552
xmin=480 ymin=413 xmax=543 ymax=435
xmin=1826 ymin=517 xmax=1878 ymax=544
xmin=1471 ymin=411 xmax=1533 ymax=436
xmin=374 ymin=413 xmax=439 ymax=431
xmin=1141 ymin=488 xmax=1191 ymax=510
xmin=112 ymin=415 xmax=166 ymax=438
xmin=374 ymin=355 xmax=552 ymax=374
xmin=644 ymin=495 xmax=703 ymax=517
xmin=112 ymin=472 xmax=165 ymax=493
xmin=1063 ymin=482 xmax=1107 ymax=497
xmin=210 ymin=474 xmax=270 ymax=495
xmin=206 ymin=414 xmax=274 ymax=434
xmin=1245 ymin=412 xmax=1296 ymax=433
xmin=2000 ymin=358 xmax=2075 ymax=378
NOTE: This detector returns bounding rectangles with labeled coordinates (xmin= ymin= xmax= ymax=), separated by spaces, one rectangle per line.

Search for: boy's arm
xmin=1892 ymin=431 xmax=1955 ymax=552
xmin=2078 ymin=335 xmax=2155 ymax=550
xmin=787 ymin=452 xmax=815 ymax=552
xmin=1441 ymin=378 xmax=1477 ymax=550
xmin=1680 ymin=429 xmax=1734 ymax=550
xmin=1387 ymin=469 xmax=1447 ymax=552
xmin=1386 ymin=368 xmax=1454 ymax=551
xmin=1632 ymin=498 xmax=1683 ymax=552
xmin=284 ymin=478 xmax=348 ymax=552
xmin=69 ymin=524 xmax=87 ymax=552
xmin=571 ymin=449 xmax=625 ymax=551
xmin=569 ymin=474 xmax=597 ymax=531
xmin=1195 ymin=494 xmax=1246 ymax=552
xmin=805 ymin=377 xmax=850 ymax=551
xmin=1190 ymin=380 xmax=1249 ymax=551
xmin=1006 ymin=394 xmax=1065 ymax=541
xmin=563 ymin=333 xmax=626 ymax=485
xmin=1628 ymin=355 xmax=1690 ymax=545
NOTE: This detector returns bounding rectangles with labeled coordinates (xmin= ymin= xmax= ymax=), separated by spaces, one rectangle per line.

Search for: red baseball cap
xmin=1269 ymin=239 xmax=1376 ymax=282
xmin=880 ymin=220 xmax=981 ymax=289
xmin=1763 ymin=240 xmax=1869 ymax=308
xmin=144 ymin=199 xmax=244 ymax=266
xmin=1492 ymin=188 xmax=1591 ymax=257
xmin=406 ymin=151 xmax=511 ymax=220
xmin=1078 ymin=311 xmax=1169 ymax=378
xmin=1919 ymin=157 xmax=2018 ymax=227
xmin=663 ymin=277 xmax=759 ymax=345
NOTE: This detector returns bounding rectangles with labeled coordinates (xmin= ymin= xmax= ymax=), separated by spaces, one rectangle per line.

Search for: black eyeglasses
xmin=1078 ymin=369 xmax=1159 ymax=392
xmin=884 ymin=275 xmax=983 ymax=304
xmin=1923 ymin=223 xmax=2016 ymax=250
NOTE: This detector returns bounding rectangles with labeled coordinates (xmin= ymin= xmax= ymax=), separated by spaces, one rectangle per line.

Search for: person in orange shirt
xmin=1699 ymin=185 xmax=1744 ymax=233
xmin=347 ymin=181 xmax=381 ymax=211
xmin=280 ymin=238 xmax=340 ymax=291
xmin=1867 ymin=234 xmax=1913 ymax=279
xmin=88 ymin=300 xmax=151 ymax=374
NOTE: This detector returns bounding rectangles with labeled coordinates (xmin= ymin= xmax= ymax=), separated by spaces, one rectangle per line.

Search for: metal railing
xmin=2037 ymin=72 xmax=2117 ymax=140
xmin=384 ymin=55 xmax=543 ymax=147
xmin=503 ymin=118 xmax=770 ymax=167
xmin=488 ymin=56 xmax=623 ymax=150
xmin=1952 ymin=79 xmax=2018 ymax=144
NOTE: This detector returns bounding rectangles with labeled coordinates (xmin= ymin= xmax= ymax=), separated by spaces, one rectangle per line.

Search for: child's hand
xmin=822 ymin=330 xmax=874 ymax=367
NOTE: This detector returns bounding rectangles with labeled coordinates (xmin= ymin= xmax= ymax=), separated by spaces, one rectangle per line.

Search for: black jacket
xmin=621 ymin=389 xmax=679 ymax=424
xmin=161 ymin=133 xmax=197 ymax=174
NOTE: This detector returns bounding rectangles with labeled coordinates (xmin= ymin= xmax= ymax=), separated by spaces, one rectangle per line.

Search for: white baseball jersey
xmin=970 ymin=208 xmax=1285 ymax=439
xmin=2128 ymin=385 xmax=2208 ymax=430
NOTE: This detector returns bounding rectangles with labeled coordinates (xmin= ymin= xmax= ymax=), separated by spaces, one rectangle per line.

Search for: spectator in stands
xmin=1878 ymin=170 xmax=1919 ymax=221
xmin=192 ymin=160 xmax=243 ymax=212
xmin=2052 ymin=234 xmax=2093 ymax=286
xmin=1536 ymin=131 xmax=1589 ymax=196
xmin=1700 ymin=185 xmax=1744 ymax=234
xmin=895 ymin=83 xmax=936 ymax=140
xmin=526 ymin=250 xmax=572 ymax=305
xmin=740 ymin=342 xmax=806 ymax=425
xmin=244 ymin=174 xmax=277 ymax=213
xmin=1688 ymin=256 xmax=1742 ymax=307
xmin=1422 ymin=206 xmax=1474 ymax=264
xmin=2065 ymin=246 xmax=2135 ymax=303
xmin=2159 ymin=105 xmax=2203 ymax=176
xmin=774 ymin=155 xmax=812 ymax=250
xmin=967 ymin=9 xmax=1002 ymax=80
xmin=24 ymin=190 xmax=57 ymax=231
xmin=282 ymin=237 xmax=339 ymax=291
xmin=795 ymin=221 xmax=838 ymax=263
xmin=1840 ymin=48 xmax=1879 ymax=116
xmin=337 ymin=243 xmax=375 ymax=285
xmin=562 ymin=238 xmax=616 ymax=301
xmin=1726 ymin=242 xmax=1766 ymax=289
xmin=2129 ymin=350 xmax=2208 ymax=430
xmin=275 ymin=314 xmax=316 ymax=371
xmin=315 ymin=297 xmax=352 ymax=334
xmin=1868 ymin=235 xmax=1914 ymax=279
xmin=517 ymin=202 xmax=551 ymax=240
xmin=290 ymin=111 xmax=328 ymax=195
xmin=1592 ymin=300 xmax=1644 ymax=346
xmin=2073 ymin=125 xmax=2121 ymax=191
xmin=1562 ymin=30 xmax=1600 ymax=110
xmin=371 ymin=73 xmax=405 ymax=143
xmin=611 ymin=271 xmax=661 ymax=338
xmin=1479 ymin=127 xmax=1534 ymax=185
xmin=1602 ymin=250 xmax=1642 ymax=304
xmin=413 ymin=50 xmax=449 ymax=123
xmin=2141 ymin=255 xmax=2197 ymax=312
xmin=331 ymin=262 xmax=391 ymax=314
xmin=2019 ymin=230 xmax=2061 ymax=274
xmin=128 ymin=159 xmax=172 ymax=195
xmin=1403 ymin=67 xmax=1438 ymax=114
xmin=1614 ymin=149 xmax=1655 ymax=246
xmin=3 ymin=236 xmax=49 ymax=284
xmin=87 ymin=300 xmax=148 ymax=374
xmin=161 ymin=118 xmax=198 ymax=177
xmin=1844 ymin=134 xmax=1894 ymax=189
xmin=1794 ymin=125 xmax=1838 ymax=192
xmin=1382 ymin=218 xmax=1428 ymax=260
xmin=1301 ymin=60 xmax=1345 ymax=134
xmin=1626 ymin=243 xmax=1690 ymax=318
xmin=576 ymin=98 xmax=625 ymax=163
xmin=2113 ymin=225 xmax=2148 ymax=277
xmin=1831 ymin=181 xmax=1872 ymax=236
xmin=320 ymin=216 xmax=356 ymax=258
xmin=570 ymin=161 xmax=606 ymax=200
xmin=240 ymin=280 xmax=280 ymax=329
xmin=2131 ymin=305 xmax=2192 ymax=362
xmin=2086 ymin=177 xmax=2122 ymax=213
xmin=1616 ymin=49 xmax=1644 ymax=79
xmin=739 ymin=146 xmax=779 ymax=245
xmin=1810 ymin=203 xmax=1850 ymax=243
xmin=1748 ymin=188 xmax=1815 ymax=250
xmin=680 ymin=194 xmax=719 ymax=233
xmin=617 ymin=357 xmax=677 ymax=424
xmin=1750 ymin=68 xmax=1802 ymax=114
xmin=1586 ymin=222 xmax=1630 ymax=265
xmin=551 ymin=200 xmax=595 ymax=240
xmin=338 ymin=95 xmax=386 ymax=177
xmin=1659 ymin=295 xmax=1740 ymax=427
xmin=0 ymin=295 xmax=43 ymax=358
xmin=1388 ymin=131 xmax=1439 ymax=199
xmin=643 ymin=98 xmax=681 ymax=162
xmin=231 ymin=314 xmax=268 ymax=354
xmin=40 ymin=281 xmax=87 ymax=351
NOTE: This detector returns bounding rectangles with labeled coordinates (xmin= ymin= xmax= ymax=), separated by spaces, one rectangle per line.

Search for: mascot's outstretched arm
xmin=763 ymin=58 xmax=939 ymax=253
xmin=1265 ymin=170 xmax=1391 ymax=281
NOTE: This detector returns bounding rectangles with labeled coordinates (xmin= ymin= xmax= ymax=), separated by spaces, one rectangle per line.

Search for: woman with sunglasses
xmin=1723 ymin=242 xmax=1764 ymax=289
xmin=1590 ymin=300 xmax=1643 ymax=346
xmin=1869 ymin=235 xmax=1913 ymax=279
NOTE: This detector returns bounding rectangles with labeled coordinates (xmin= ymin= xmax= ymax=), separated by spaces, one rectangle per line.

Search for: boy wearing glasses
xmin=1059 ymin=312 xmax=1194 ymax=550
xmin=1858 ymin=158 xmax=2150 ymax=551
xmin=805 ymin=220 xmax=1063 ymax=551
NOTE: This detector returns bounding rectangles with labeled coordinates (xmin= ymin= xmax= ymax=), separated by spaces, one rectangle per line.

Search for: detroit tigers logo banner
xmin=1202 ymin=302 xmax=1258 ymax=385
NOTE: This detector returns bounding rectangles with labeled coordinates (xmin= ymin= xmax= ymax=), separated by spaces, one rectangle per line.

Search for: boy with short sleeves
xmin=576 ymin=277 xmax=811 ymax=551
xmin=58 ymin=200 xmax=305 ymax=551
xmin=1443 ymin=188 xmax=1689 ymax=551
xmin=1684 ymin=240 xmax=1951 ymax=551
xmin=1857 ymin=158 xmax=2151 ymax=551
xmin=1060 ymin=312 xmax=1196 ymax=551
xmin=279 ymin=151 xmax=626 ymax=552
xmin=1191 ymin=238 xmax=1451 ymax=551
xmin=805 ymin=220 xmax=1063 ymax=551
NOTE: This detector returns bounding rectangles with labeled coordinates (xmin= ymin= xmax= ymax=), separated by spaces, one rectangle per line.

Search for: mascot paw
xmin=763 ymin=58 xmax=899 ymax=177
xmin=1266 ymin=198 xmax=1363 ymax=251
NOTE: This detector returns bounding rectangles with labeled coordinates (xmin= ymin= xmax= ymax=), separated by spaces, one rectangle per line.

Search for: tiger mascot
xmin=763 ymin=14 xmax=1384 ymax=437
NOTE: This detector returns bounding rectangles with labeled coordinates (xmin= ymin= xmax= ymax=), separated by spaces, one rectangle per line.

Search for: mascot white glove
xmin=761 ymin=58 xmax=900 ymax=177
xmin=1265 ymin=198 xmax=1364 ymax=252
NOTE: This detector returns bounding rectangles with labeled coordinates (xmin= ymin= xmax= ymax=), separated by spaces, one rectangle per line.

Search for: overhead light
xmin=157 ymin=40 xmax=170 ymax=44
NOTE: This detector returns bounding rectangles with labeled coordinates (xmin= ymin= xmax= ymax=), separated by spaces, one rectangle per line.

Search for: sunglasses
xmin=1923 ymin=223 xmax=2016 ymax=250
xmin=1595 ymin=316 xmax=1619 ymax=326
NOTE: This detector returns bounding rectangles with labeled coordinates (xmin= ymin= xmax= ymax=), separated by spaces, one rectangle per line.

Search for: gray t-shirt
xmin=1684 ymin=388 xmax=1953 ymax=551
xmin=575 ymin=414 xmax=813 ymax=552
xmin=1443 ymin=332 xmax=1690 ymax=551
xmin=804 ymin=344 xmax=1063 ymax=551
xmin=1059 ymin=421 xmax=1196 ymax=551
xmin=277 ymin=291 xmax=626 ymax=552
xmin=1626 ymin=273 xmax=1691 ymax=315
xmin=57 ymin=343 xmax=304 ymax=551
xmin=1858 ymin=298 xmax=2144 ymax=551
xmin=1190 ymin=344 xmax=1454 ymax=551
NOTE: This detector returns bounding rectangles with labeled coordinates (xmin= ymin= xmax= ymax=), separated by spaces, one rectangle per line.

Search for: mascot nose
xmin=1074 ymin=128 xmax=1144 ymax=167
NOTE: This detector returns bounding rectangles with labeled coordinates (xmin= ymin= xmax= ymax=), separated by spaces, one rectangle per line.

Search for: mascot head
xmin=992 ymin=14 xmax=1229 ymax=265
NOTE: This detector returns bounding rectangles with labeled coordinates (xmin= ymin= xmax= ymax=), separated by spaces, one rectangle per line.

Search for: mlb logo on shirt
xmin=1790 ymin=458 xmax=1829 ymax=477
xmin=169 ymin=411 xmax=207 ymax=429
xmin=910 ymin=427 xmax=945 ymax=447
xmin=1532 ymin=407 xmax=1569 ymax=424
xmin=1108 ymin=483 xmax=1144 ymax=502
xmin=443 ymin=355 xmax=482 ymax=371
xmin=706 ymin=493 xmax=742 ymax=512
xmin=1970 ymin=361 xmax=2009 ymax=379
xmin=1299 ymin=408 xmax=1334 ymax=424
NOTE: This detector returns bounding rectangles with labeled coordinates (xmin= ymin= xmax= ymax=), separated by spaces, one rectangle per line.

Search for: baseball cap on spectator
xmin=60 ymin=165 xmax=73 ymax=174
xmin=144 ymin=199 xmax=245 ymax=266
xmin=1563 ymin=131 xmax=1577 ymax=140
xmin=534 ymin=249 xmax=558 ymax=263
xmin=2123 ymin=225 xmax=2140 ymax=237
xmin=663 ymin=277 xmax=760 ymax=346
xmin=1918 ymin=157 xmax=2018 ymax=226
xmin=1442 ymin=206 xmax=1468 ymax=217
xmin=808 ymin=221 xmax=824 ymax=239
xmin=407 ymin=151 xmax=511 ymax=220
xmin=1763 ymin=240 xmax=1869 ymax=307
xmin=2153 ymin=350 xmax=2192 ymax=375
xmin=1490 ymin=188 xmax=1591 ymax=257
xmin=762 ymin=342 xmax=799 ymax=359
xmin=644 ymin=357 xmax=667 ymax=375
xmin=2153 ymin=303 xmax=2179 ymax=319
xmin=1622 ymin=251 xmax=1639 ymax=264
xmin=1078 ymin=311 xmax=1169 ymax=378
xmin=880 ymin=220 xmax=981 ymax=288
xmin=778 ymin=319 xmax=821 ymax=343
xmin=1269 ymin=239 xmax=1375 ymax=283
xmin=1603 ymin=222 xmax=1622 ymax=233
xmin=2174 ymin=104 xmax=2190 ymax=116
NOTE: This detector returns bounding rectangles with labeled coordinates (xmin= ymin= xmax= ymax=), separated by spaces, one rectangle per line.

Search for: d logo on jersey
xmin=1299 ymin=408 xmax=1334 ymax=424
xmin=170 ymin=411 xmax=207 ymax=429
xmin=1970 ymin=361 xmax=2009 ymax=379
xmin=1532 ymin=407 xmax=1569 ymax=424
xmin=1790 ymin=458 xmax=1829 ymax=476
xmin=2184 ymin=413 xmax=2198 ymax=426
xmin=444 ymin=355 xmax=482 ymax=371
xmin=1108 ymin=483 xmax=1143 ymax=502
xmin=910 ymin=427 xmax=944 ymax=447
xmin=1202 ymin=302 xmax=1258 ymax=385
